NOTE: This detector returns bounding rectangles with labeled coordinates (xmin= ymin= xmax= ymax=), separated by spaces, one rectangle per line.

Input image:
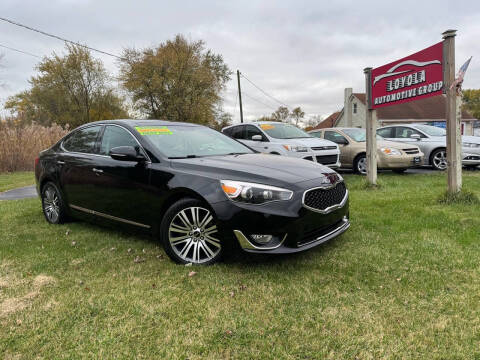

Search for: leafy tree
xmin=119 ymin=35 xmax=231 ymax=126
xmin=5 ymin=44 xmax=128 ymax=127
xmin=211 ymin=110 xmax=232 ymax=131
xmin=271 ymin=106 xmax=290 ymax=122
xmin=462 ymin=89 xmax=480 ymax=120
xmin=290 ymin=107 xmax=305 ymax=126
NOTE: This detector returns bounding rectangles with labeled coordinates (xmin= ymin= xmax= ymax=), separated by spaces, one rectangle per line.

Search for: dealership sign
xmin=370 ymin=42 xmax=443 ymax=109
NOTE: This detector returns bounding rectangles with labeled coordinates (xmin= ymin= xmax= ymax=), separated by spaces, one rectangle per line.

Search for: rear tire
xmin=353 ymin=154 xmax=367 ymax=175
xmin=160 ymin=198 xmax=223 ymax=265
xmin=41 ymin=182 xmax=68 ymax=224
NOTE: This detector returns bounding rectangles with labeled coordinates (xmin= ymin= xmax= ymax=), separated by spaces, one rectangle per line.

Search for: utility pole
xmin=442 ymin=29 xmax=461 ymax=193
xmin=364 ymin=67 xmax=377 ymax=185
xmin=237 ymin=70 xmax=244 ymax=123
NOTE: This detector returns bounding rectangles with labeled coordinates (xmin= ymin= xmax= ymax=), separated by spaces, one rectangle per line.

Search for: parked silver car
xmin=222 ymin=122 xmax=341 ymax=168
xmin=377 ymin=124 xmax=480 ymax=170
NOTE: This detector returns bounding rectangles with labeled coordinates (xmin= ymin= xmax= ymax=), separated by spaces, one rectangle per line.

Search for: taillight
xmin=35 ymin=157 xmax=39 ymax=168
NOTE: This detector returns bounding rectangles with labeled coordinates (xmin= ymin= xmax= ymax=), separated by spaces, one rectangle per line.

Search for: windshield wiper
xmin=168 ymin=155 xmax=198 ymax=159
xmin=226 ymin=152 xmax=248 ymax=155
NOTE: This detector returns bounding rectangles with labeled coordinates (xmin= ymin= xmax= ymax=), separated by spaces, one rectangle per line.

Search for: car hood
xmin=277 ymin=137 xmax=337 ymax=148
xmin=169 ymin=153 xmax=336 ymax=188
xmin=377 ymin=140 xmax=420 ymax=149
xmin=462 ymin=135 xmax=480 ymax=144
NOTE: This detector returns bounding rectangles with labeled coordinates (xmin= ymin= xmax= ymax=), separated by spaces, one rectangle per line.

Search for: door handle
xmin=57 ymin=160 xmax=65 ymax=165
xmin=92 ymin=168 xmax=103 ymax=174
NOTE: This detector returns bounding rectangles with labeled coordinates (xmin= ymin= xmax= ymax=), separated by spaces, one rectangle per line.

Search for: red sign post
xmin=370 ymin=42 xmax=443 ymax=109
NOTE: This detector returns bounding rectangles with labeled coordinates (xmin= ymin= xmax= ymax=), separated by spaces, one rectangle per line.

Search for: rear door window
xmin=62 ymin=126 xmax=102 ymax=154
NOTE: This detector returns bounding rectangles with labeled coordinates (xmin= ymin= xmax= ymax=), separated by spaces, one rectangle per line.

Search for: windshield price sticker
xmin=260 ymin=124 xmax=275 ymax=130
xmin=135 ymin=126 xmax=173 ymax=135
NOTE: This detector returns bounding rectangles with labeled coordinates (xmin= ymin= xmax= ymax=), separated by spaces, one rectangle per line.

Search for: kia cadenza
xmin=35 ymin=120 xmax=350 ymax=264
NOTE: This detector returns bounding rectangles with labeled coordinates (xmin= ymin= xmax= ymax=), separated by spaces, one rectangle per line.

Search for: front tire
xmin=430 ymin=148 xmax=447 ymax=170
xmin=354 ymin=154 xmax=367 ymax=175
xmin=160 ymin=198 xmax=223 ymax=265
xmin=41 ymin=182 xmax=68 ymax=224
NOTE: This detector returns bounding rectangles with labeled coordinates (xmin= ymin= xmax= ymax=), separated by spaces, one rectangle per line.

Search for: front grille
xmin=311 ymin=146 xmax=337 ymax=151
xmin=403 ymin=148 xmax=419 ymax=154
xmin=316 ymin=155 xmax=338 ymax=165
xmin=298 ymin=219 xmax=344 ymax=246
xmin=303 ymin=182 xmax=347 ymax=213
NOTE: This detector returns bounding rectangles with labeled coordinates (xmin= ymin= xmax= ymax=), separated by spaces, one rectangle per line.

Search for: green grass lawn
xmin=0 ymin=172 xmax=34 ymax=192
xmin=1 ymin=172 xmax=480 ymax=359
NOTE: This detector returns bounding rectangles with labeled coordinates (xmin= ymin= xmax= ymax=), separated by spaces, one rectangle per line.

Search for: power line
xmin=0 ymin=16 xmax=125 ymax=60
xmin=0 ymin=43 xmax=41 ymax=58
xmin=242 ymin=91 xmax=278 ymax=111
xmin=240 ymin=72 xmax=291 ymax=109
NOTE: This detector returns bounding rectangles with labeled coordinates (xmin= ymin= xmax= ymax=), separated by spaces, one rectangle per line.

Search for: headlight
xmin=282 ymin=145 xmax=308 ymax=152
xmin=463 ymin=142 xmax=480 ymax=148
xmin=220 ymin=180 xmax=293 ymax=204
xmin=380 ymin=147 xmax=402 ymax=155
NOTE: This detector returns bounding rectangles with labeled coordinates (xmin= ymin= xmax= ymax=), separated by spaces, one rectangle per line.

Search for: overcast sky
xmin=0 ymin=0 xmax=479 ymax=122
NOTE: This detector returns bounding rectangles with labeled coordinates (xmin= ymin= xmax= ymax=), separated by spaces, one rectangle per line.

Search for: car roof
xmin=78 ymin=119 xmax=202 ymax=130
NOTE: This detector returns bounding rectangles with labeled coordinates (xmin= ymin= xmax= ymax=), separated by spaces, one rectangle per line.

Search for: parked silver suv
xmin=222 ymin=122 xmax=341 ymax=168
xmin=377 ymin=124 xmax=480 ymax=170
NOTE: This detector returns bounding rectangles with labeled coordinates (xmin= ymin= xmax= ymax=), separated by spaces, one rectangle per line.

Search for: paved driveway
xmin=0 ymin=185 xmax=37 ymax=200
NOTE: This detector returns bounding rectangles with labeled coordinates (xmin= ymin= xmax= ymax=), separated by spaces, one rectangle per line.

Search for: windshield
xmin=260 ymin=123 xmax=312 ymax=139
xmin=413 ymin=124 xmax=446 ymax=136
xmin=343 ymin=128 xmax=383 ymax=142
xmin=135 ymin=125 xmax=253 ymax=158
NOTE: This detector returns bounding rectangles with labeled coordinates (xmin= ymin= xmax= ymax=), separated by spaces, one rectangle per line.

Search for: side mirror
xmin=337 ymin=138 xmax=349 ymax=145
xmin=252 ymin=135 xmax=263 ymax=142
xmin=109 ymin=146 xmax=146 ymax=162
xmin=410 ymin=134 xmax=421 ymax=140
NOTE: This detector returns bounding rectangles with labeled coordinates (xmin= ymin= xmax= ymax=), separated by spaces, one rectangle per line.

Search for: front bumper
xmin=233 ymin=216 xmax=350 ymax=254
xmin=462 ymin=153 xmax=480 ymax=166
xmin=377 ymin=152 xmax=424 ymax=169
xmin=212 ymin=182 xmax=349 ymax=254
xmin=291 ymin=151 xmax=341 ymax=169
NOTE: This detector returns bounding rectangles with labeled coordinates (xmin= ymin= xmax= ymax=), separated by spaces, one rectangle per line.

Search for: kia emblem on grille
xmin=322 ymin=173 xmax=339 ymax=185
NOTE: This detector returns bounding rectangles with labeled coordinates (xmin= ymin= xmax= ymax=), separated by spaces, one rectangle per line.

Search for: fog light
xmin=250 ymin=234 xmax=273 ymax=244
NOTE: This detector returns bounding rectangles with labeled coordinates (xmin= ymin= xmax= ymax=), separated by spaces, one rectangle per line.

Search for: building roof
xmin=311 ymin=111 xmax=341 ymax=130
xmin=351 ymin=93 xmax=476 ymax=120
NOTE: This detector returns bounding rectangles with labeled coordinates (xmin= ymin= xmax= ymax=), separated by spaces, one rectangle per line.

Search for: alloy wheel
xmin=432 ymin=150 xmax=447 ymax=170
xmin=168 ymin=206 xmax=221 ymax=264
xmin=357 ymin=157 xmax=367 ymax=174
xmin=43 ymin=186 xmax=60 ymax=223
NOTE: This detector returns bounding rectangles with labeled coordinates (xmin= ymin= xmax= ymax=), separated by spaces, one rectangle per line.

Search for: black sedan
xmin=35 ymin=120 xmax=350 ymax=264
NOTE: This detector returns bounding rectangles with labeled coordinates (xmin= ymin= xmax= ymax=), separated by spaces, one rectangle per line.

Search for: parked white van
xmin=222 ymin=122 xmax=341 ymax=168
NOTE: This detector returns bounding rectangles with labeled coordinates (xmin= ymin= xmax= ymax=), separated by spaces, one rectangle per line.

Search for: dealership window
xmin=353 ymin=103 xmax=357 ymax=114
